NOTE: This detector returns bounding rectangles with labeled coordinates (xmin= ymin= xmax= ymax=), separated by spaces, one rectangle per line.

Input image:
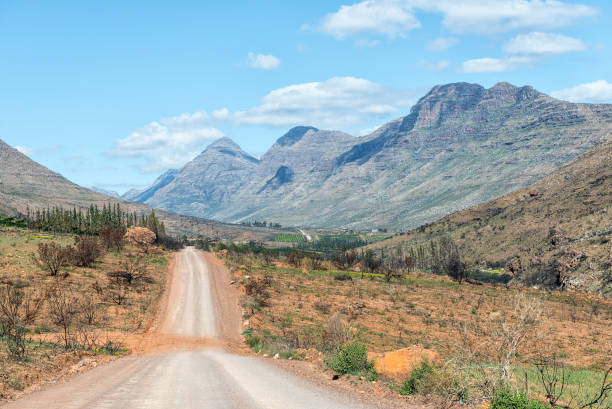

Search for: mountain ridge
xmin=126 ymin=81 xmax=612 ymax=229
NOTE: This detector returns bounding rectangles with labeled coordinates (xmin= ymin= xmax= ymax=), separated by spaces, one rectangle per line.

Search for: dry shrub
xmin=244 ymin=275 xmax=272 ymax=308
xmin=106 ymin=253 xmax=151 ymax=287
xmin=0 ymin=284 xmax=44 ymax=359
xmin=48 ymin=287 xmax=79 ymax=350
xmin=70 ymin=236 xmax=102 ymax=267
xmin=448 ymin=292 xmax=544 ymax=404
xmin=323 ymin=312 xmax=350 ymax=351
xmin=31 ymin=242 xmax=71 ymax=276
xmin=100 ymin=227 xmax=125 ymax=252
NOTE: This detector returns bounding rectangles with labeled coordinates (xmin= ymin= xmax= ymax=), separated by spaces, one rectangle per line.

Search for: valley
xmin=1 ymin=82 xmax=611 ymax=409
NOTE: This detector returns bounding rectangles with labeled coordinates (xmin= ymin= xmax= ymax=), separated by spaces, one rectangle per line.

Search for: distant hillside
xmin=91 ymin=186 xmax=120 ymax=198
xmin=369 ymin=139 xmax=612 ymax=295
xmin=133 ymin=82 xmax=612 ymax=230
xmin=0 ymin=139 xmax=284 ymax=241
xmin=122 ymin=169 xmax=178 ymax=202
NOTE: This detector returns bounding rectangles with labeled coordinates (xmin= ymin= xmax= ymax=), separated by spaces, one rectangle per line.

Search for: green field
xmin=274 ymin=233 xmax=305 ymax=243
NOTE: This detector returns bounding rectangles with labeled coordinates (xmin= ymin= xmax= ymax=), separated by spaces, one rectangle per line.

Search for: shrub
xmin=490 ymin=388 xmax=548 ymax=409
xmin=399 ymin=362 xmax=469 ymax=403
xmin=70 ymin=236 xmax=101 ymax=267
xmin=31 ymin=242 xmax=71 ymax=276
xmin=0 ymin=285 xmax=43 ymax=359
xmin=244 ymin=276 xmax=272 ymax=307
xmin=322 ymin=312 xmax=350 ymax=351
xmin=99 ymin=227 xmax=125 ymax=252
xmin=245 ymin=334 xmax=264 ymax=353
xmin=400 ymin=360 xmax=435 ymax=395
xmin=327 ymin=341 xmax=371 ymax=375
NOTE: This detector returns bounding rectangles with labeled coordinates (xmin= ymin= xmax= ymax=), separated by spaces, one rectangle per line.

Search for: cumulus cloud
xmin=503 ymin=32 xmax=586 ymax=56
xmin=232 ymin=76 xmax=415 ymax=128
xmin=110 ymin=77 xmax=416 ymax=172
xmin=413 ymin=0 xmax=597 ymax=35
xmin=460 ymin=31 xmax=586 ymax=73
xmin=312 ymin=0 xmax=420 ymax=39
xmin=458 ymin=56 xmax=532 ymax=73
xmin=551 ymin=80 xmax=612 ymax=102
xmin=247 ymin=52 xmax=280 ymax=70
xmin=311 ymin=0 xmax=596 ymax=40
xmin=108 ymin=117 xmax=225 ymax=173
xmin=428 ymin=37 xmax=458 ymax=51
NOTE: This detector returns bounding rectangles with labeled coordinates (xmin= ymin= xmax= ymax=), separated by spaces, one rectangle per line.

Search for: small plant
xmin=327 ymin=341 xmax=372 ymax=375
xmin=490 ymin=388 xmax=548 ymax=409
xmin=399 ymin=360 xmax=435 ymax=395
xmin=245 ymin=334 xmax=264 ymax=353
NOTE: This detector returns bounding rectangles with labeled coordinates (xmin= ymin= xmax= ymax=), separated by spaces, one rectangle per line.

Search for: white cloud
xmin=551 ymin=80 xmax=612 ymax=102
xmin=14 ymin=146 xmax=34 ymax=156
xmin=459 ymin=31 xmax=586 ymax=73
xmin=504 ymin=32 xmax=586 ymax=56
xmin=232 ymin=76 xmax=415 ymax=128
xmin=458 ymin=56 xmax=531 ymax=73
xmin=411 ymin=0 xmax=597 ymax=35
xmin=311 ymin=0 xmax=596 ymax=40
xmin=110 ymin=77 xmax=417 ymax=173
xmin=247 ymin=52 xmax=280 ymax=70
xmin=313 ymin=0 xmax=420 ymax=39
xmin=108 ymin=117 xmax=225 ymax=173
xmin=416 ymin=60 xmax=450 ymax=71
xmin=428 ymin=37 xmax=458 ymax=51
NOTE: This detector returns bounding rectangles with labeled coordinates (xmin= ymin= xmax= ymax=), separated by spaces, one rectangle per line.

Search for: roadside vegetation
xmin=209 ymin=240 xmax=612 ymax=408
xmin=0 ymin=208 xmax=182 ymax=399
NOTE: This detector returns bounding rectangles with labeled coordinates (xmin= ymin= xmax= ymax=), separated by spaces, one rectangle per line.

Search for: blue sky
xmin=1 ymin=1 xmax=611 ymax=194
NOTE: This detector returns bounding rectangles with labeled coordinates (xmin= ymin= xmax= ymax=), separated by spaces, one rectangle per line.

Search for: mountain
xmin=0 ymin=139 xmax=284 ymax=241
xmin=131 ymin=82 xmax=612 ymax=229
xmin=145 ymin=137 xmax=260 ymax=216
xmin=91 ymin=186 xmax=120 ymax=198
xmin=369 ymin=139 xmax=612 ymax=295
xmin=0 ymin=138 xmax=113 ymax=216
xmin=122 ymin=169 xmax=179 ymax=202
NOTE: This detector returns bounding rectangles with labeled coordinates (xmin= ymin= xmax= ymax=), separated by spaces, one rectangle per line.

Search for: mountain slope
xmin=145 ymin=137 xmax=260 ymax=216
xmin=134 ymin=82 xmax=612 ymax=229
xmin=0 ymin=139 xmax=284 ymax=241
xmin=122 ymin=169 xmax=179 ymax=202
xmin=370 ymin=139 xmax=612 ymax=294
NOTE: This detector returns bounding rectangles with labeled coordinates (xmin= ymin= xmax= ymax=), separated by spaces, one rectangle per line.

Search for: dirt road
xmin=3 ymin=248 xmax=374 ymax=409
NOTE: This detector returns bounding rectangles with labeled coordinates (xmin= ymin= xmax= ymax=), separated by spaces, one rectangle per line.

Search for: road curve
xmin=3 ymin=248 xmax=374 ymax=409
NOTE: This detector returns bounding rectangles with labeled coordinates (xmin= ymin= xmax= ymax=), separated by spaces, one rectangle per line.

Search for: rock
xmin=373 ymin=345 xmax=441 ymax=381
xmin=124 ymin=226 xmax=156 ymax=246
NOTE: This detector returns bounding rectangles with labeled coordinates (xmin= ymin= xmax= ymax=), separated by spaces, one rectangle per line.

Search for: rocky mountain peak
xmin=196 ymin=137 xmax=259 ymax=164
xmin=205 ymin=137 xmax=243 ymax=151
xmin=275 ymin=126 xmax=319 ymax=147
